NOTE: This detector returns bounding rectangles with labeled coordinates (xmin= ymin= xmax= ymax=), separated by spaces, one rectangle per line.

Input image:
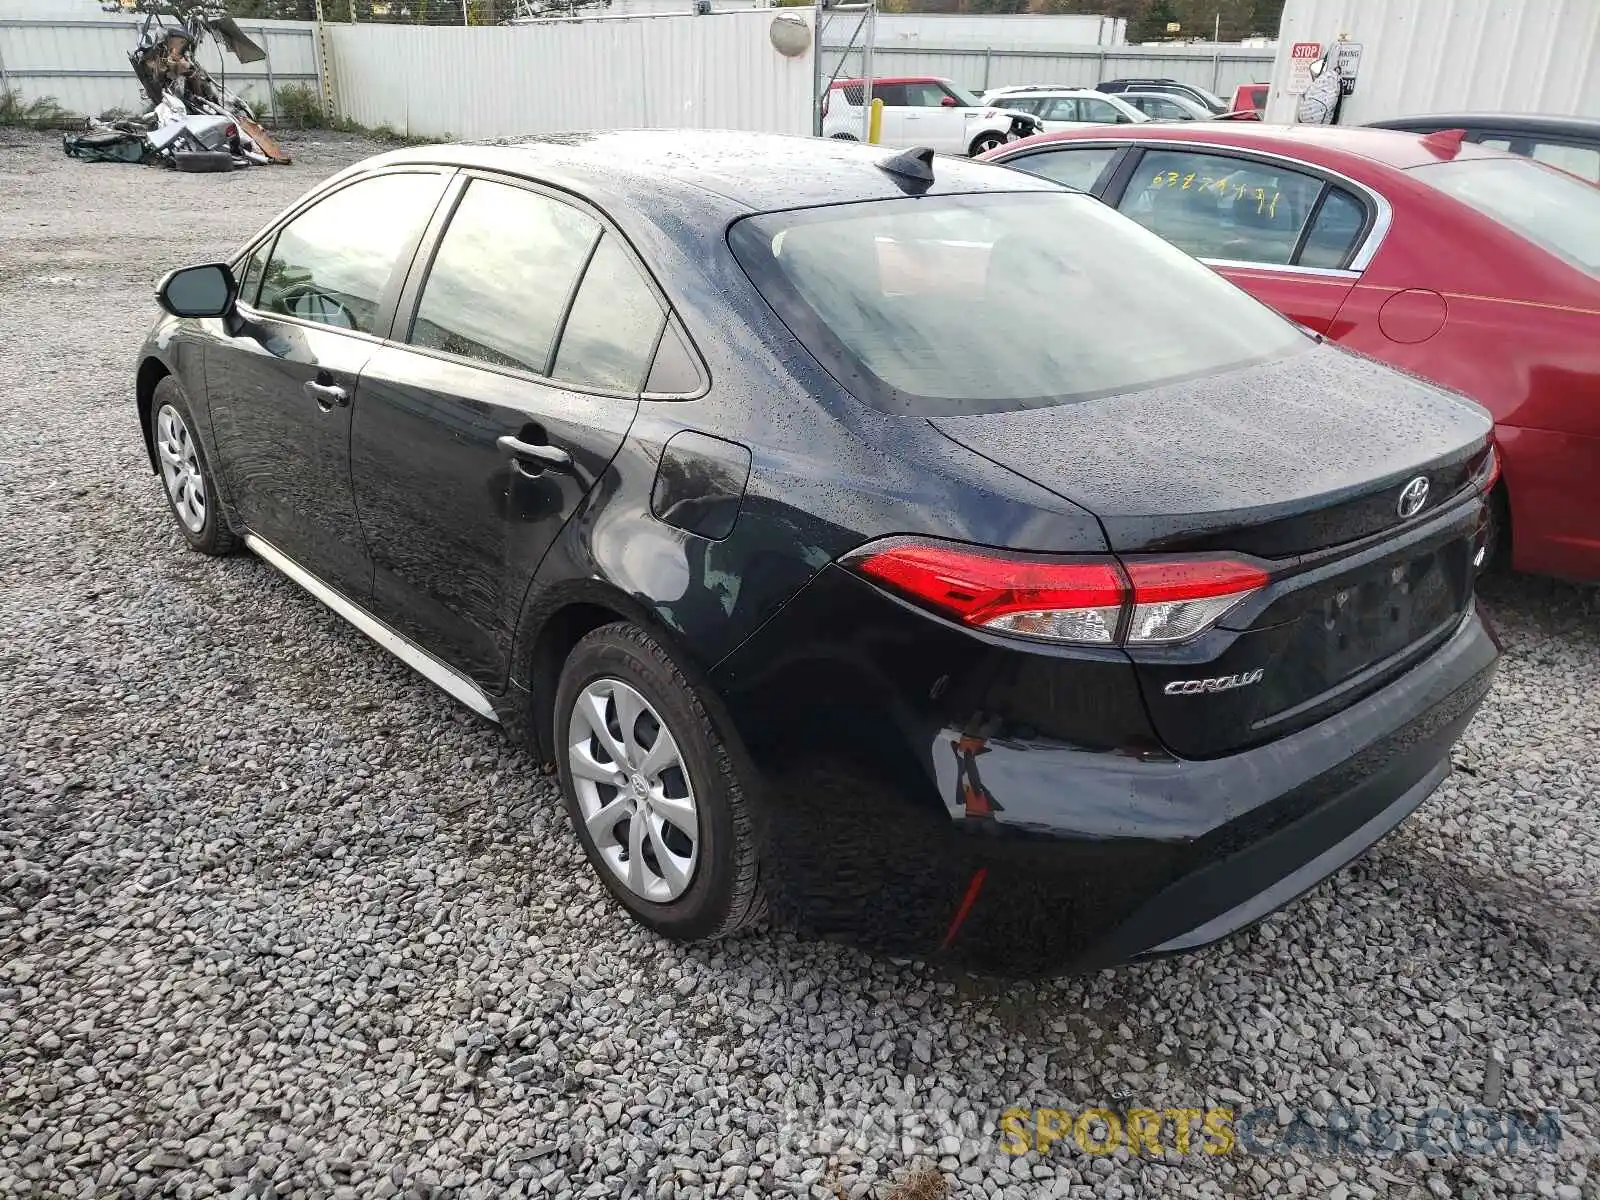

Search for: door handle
xmin=303 ymin=379 xmax=349 ymax=409
xmin=497 ymin=434 xmax=572 ymax=473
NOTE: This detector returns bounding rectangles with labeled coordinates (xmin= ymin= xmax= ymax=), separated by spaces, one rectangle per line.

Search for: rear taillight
xmin=1122 ymin=559 xmax=1271 ymax=644
xmin=822 ymin=90 xmax=830 ymax=117
xmin=1472 ymin=440 xmax=1501 ymax=493
xmin=844 ymin=539 xmax=1268 ymax=647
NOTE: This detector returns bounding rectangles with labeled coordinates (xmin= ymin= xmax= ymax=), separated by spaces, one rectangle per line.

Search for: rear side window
xmin=1007 ymin=146 xmax=1120 ymax=191
xmin=1528 ymin=140 xmax=1600 ymax=184
xmin=729 ymin=191 xmax=1307 ymax=416
xmin=1116 ymin=148 xmax=1327 ymax=266
xmin=410 ymin=178 xmax=600 ymax=374
xmin=258 ymin=172 xmax=444 ymax=334
xmin=1298 ymin=187 xmax=1367 ymax=268
xmin=1413 ymin=156 xmax=1600 ymax=274
xmin=839 ymin=84 xmax=863 ymax=106
xmin=552 ymin=234 xmax=666 ymax=392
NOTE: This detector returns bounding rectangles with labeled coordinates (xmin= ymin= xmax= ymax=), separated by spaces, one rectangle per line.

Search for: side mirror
xmin=156 ymin=262 xmax=236 ymax=318
xmin=941 ymin=96 xmax=957 ymax=107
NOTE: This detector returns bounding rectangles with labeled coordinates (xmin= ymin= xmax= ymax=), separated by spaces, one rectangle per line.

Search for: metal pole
xmin=812 ymin=0 xmax=823 ymax=135
xmin=262 ymin=29 xmax=277 ymax=122
xmin=982 ymin=46 xmax=991 ymax=91
xmin=1211 ymin=11 xmax=1221 ymax=95
xmin=859 ymin=0 xmax=873 ymax=141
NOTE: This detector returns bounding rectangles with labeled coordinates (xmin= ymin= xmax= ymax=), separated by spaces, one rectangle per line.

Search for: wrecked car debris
xmin=63 ymin=4 xmax=291 ymax=170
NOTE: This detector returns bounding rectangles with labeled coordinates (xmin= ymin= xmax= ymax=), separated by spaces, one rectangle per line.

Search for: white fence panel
xmin=821 ymin=44 xmax=1276 ymax=100
xmin=0 ymin=12 xmax=319 ymax=120
xmin=326 ymin=10 xmax=813 ymax=141
xmin=1265 ymin=0 xmax=1600 ymax=123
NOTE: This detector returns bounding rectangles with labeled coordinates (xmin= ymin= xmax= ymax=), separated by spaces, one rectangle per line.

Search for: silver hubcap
xmin=567 ymin=678 xmax=698 ymax=903
xmin=155 ymin=403 xmax=206 ymax=534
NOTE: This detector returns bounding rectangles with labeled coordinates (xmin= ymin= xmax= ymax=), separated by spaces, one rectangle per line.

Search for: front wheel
xmin=969 ymin=131 xmax=1007 ymax=156
xmin=150 ymin=375 xmax=238 ymax=556
xmin=554 ymin=622 xmax=764 ymax=942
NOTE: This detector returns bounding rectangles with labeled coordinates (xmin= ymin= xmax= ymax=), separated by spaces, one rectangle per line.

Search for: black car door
xmin=206 ymin=169 xmax=451 ymax=599
xmin=351 ymin=173 xmax=670 ymax=688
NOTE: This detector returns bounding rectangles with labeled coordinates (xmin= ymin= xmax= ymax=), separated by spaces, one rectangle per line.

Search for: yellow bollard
xmin=868 ymin=97 xmax=884 ymax=145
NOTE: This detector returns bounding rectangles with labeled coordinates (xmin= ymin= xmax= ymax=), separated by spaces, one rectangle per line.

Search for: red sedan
xmin=982 ymin=124 xmax=1600 ymax=582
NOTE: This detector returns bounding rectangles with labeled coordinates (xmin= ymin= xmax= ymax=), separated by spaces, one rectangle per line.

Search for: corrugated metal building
xmin=821 ymin=39 xmax=1274 ymax=99
xmin=327 ymin=8 xmax=814 ymax=140
xmin=862 ymin=12 xmax=1125 ymax=49
xmin=1264 ymin=0 xmax=1600 ymax=124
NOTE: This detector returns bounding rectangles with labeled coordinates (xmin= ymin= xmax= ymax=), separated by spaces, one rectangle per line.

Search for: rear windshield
xmin=728 ymin=191 xmax=1308 ymax=416
xmin=1412 ymin=157 xmax=1600 ymax=275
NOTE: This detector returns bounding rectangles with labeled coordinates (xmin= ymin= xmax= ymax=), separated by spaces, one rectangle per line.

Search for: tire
xmin=969 ymin=131 xmax=1007 ymax=156
xmin=554 ymin=621 xmax=763 ymax=942
xmin=829 ymin=132 xmax=859 ymax=141
xmin=149 ymin=375 xmax=239 ymax=556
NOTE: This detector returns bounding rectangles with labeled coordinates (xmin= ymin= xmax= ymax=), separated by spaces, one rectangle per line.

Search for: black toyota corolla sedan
xmin=134 ymin=131 xmax=1500 ymax=975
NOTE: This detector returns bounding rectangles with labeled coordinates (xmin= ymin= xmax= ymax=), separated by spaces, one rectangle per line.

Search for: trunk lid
xmin=931 ymin=345 xmax=1493 ymax=758
xmin=930 ymin=345 xmax=1491 ymax=558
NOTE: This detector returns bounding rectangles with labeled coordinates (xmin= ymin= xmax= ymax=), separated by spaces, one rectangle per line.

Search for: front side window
xmin=730 ymin=191 xmax=1307 ymax=416
xmin=1116 ymin=148 xmax=1326 ymax=266
xmin=257 ymin=172 xmax=444 ymax=334
xmin=898 ymin=82 xmax=950 ymax=108
xmin=1412 ymin=156 xmax=1600 ymax=273
xmin=1151 ymin=99 xmax=1190 ymax=120
xmin=1008 ymin=145 xmax=1120 ymax=191
xmin=1078 ymin=97 xmax=1127 ymax=124
xmin=1037 ymin=98 xmax=1081 ymax=122
xmin=236 ymin=239 xmax=271 ymax=308
xmin=410 ymin=179 xmax=600 ymax=374
xmin=552 ymin=234 xmax=666 ymax=392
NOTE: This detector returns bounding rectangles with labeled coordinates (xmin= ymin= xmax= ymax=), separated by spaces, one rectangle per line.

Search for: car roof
xmin=1118 ymin=91 xmax=1200 ymax=101
xmin=360 ymin=130 xmax=1059 ymax=223
xmin=1367 ymin=112 xmax=1600 ymax=139
xmin=990 ymin=87 xmax=1102 ymax=97
xmin=831 ymin=76 xmax=949 ymax=88
xmin=1007 ymin=122 xmax=1512 ymax=172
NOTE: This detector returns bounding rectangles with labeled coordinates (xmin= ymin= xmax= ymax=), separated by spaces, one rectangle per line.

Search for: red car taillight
xmin=1471 ymin=440 xmax=1501 ymax=493
xmin=844 ymin=539 xmax=1268 ymax=647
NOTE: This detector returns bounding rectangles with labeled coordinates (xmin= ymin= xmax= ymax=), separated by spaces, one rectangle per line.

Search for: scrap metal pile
xmin=63 ymin=6 xmax=291 ymax=171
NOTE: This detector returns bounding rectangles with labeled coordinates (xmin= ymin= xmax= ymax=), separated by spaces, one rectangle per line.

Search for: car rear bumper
xmin=724 ymin=596 xmax=1498 ymax=976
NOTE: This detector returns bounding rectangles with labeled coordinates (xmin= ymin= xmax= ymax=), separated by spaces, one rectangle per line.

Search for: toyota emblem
xmin=1397 ymin=475 xmax=1430 ymax=519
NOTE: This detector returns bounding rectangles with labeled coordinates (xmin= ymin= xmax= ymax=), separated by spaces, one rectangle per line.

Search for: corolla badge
xmin=1163 ymin=668 xmax=1264 ymax=696
xmin=1397 ymin=475 xmax=1430 ymax=519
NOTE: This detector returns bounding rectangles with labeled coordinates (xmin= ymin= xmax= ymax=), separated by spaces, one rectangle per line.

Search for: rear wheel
xmin=969 ymin=131 xmax=1007 ymax=156
xmin=830 ymin=132 xmax=859 ymax=141
xmin=554 ymin=622 xmax=763 ymax=941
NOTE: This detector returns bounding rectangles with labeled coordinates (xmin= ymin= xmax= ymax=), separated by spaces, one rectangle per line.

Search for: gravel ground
xmin=2 ymin=129 xmax=1598 ymax=1200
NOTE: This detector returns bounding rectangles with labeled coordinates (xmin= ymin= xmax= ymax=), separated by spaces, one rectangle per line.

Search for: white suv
xmin=823 ymin=76 xmax=1041 ymax=157
xmin=977 ymin=86 xmax=1150 ymax=132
